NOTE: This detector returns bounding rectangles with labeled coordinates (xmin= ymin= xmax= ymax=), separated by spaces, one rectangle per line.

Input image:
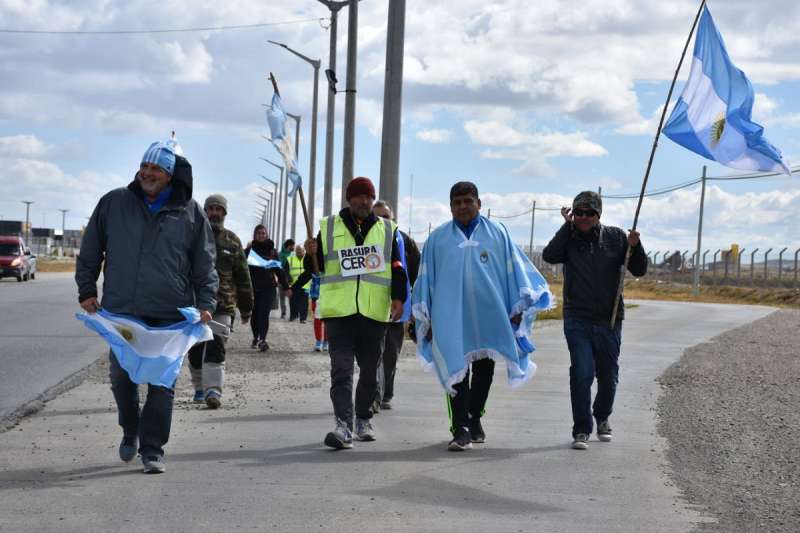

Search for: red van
xmin=0 ymin=236 xmax=37 ymax=282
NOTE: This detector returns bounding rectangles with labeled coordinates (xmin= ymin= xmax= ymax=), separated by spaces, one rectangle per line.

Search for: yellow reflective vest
xmin=319 ymin=214 xmax=395 ymax=322
xmin=287 ymin=254 xmax=310 ymax=290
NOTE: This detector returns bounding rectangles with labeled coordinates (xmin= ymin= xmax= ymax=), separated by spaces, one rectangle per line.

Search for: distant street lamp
xmin=268 ymin=39 xmax=321 ymax=231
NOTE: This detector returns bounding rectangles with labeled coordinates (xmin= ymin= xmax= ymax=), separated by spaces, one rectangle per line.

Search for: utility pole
xmin=692 ymin=166 xmax=707 ymax=296
xmin=317 ymin=0 xmax=348 ymax=217
xmin=340 ymin=0 xmax=358 ymax=206
xmin=528 ymin=201 xmax=536 ymax=259
xmin=288 ymin=112 xmax=301 ymax=241
xmin=59 ymin=209 xmax=68 ymax=256
xmin=22 ymin=201 xmax=33 ymax=245
xmin=260 ymin=158 xmax=285 ymax=245
xmin=378 ymin=0 xmax=406 ymax=212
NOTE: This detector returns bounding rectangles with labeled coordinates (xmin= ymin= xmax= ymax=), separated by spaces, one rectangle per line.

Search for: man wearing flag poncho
xmin=75 ymin=136 xmax=218 ymax=474
xmin=412 ymin=181 xmax=553 ymax=451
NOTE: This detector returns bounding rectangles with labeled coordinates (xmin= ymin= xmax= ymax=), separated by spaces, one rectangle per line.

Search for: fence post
xmin=681 ymin=250 xmax=689 ymax=283
xmin=795 ymin=248 xmax=800 ymax=289
xmin=693 ymin=166 xmax=707 ymax=295
xmin=664 ymin=250 xmax=671 ymax=285
xmin=712 ymin=249 xmax=720 ymax=282
xmin=750 ymin=248 xmax=759 ymax=286
xmin=653 ymin=252 xmax=661 ymax=282
xmin=778 ymin=247 xmax=788 ymax=286
xmin=737 ymin=247 xmax=746 ymax=286
xmin=763 ymin=248 xmax=773 ymax=286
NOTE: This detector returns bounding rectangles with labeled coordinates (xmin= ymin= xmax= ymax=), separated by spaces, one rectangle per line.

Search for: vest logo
xmin=338 ymin=244 xmax=386 ymax=278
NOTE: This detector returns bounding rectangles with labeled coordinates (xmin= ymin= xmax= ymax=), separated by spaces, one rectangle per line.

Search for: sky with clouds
xmin=1 ymin=0 xmax=798 ymax=259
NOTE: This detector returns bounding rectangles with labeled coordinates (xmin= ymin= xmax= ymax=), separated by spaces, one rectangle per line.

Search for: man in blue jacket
xmin=76 ymin=138 xmax=218 ymax=473
xmin=542 ymin=191 xmax=647 ymax=450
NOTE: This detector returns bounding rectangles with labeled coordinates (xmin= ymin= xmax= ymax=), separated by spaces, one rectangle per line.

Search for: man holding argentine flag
xmin=76 ymin=136 xmax=218 ymax=474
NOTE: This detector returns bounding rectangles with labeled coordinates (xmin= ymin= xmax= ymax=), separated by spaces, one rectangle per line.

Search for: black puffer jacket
xmin=76 ymin=155 xmax=219 ymax=320
xmin=542 ymin=222 xmax=647 ymax=324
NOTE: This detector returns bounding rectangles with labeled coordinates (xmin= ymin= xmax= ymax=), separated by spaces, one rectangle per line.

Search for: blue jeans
xmin=109 ymin=351 xmax=175 ymax=459
xmin=563 ymin=317 xmax=622 ymax=437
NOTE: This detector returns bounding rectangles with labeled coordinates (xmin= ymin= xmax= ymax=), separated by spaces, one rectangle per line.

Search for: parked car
xmin=0 ymin=235 xmax=36 ymax=282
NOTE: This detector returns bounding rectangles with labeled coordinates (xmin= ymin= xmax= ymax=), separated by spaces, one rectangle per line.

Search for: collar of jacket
xmin=571 ymin=223 xmax=602 ymax=242
xmin=338 ymin=207 xmax=378 ymax=243
xmin=128 ymin=177 xmax=190 ymax=209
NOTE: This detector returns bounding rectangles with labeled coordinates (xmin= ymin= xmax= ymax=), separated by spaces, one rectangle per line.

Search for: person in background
xmin=286 ymin=244 xmax=311 ymax=323
xmin=371 ymin=200 xmax=420 ymax=412
xmin=245 ymin=225 xmax=290 ymax=352
xmin=278 ymin=239 xmax=295 ymax=319
xmin=187 ymin=194 xmax=252 ymax=409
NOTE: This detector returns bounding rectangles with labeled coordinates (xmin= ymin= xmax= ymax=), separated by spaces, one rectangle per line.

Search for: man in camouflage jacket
xmin=188 ymin=194 xmax=253 ymax=409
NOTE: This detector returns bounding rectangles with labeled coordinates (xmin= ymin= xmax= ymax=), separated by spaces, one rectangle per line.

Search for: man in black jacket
xmin=76 ymin=138 xmax=218 ymax=473
xmin=542 ymin=191 xmax=646 ymax=450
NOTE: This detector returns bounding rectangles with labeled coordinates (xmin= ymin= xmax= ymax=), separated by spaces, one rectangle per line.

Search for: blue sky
xmin=0 ymin=0 xmax=798 ymax=258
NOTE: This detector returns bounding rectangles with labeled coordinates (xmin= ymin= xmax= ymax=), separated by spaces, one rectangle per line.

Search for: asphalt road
xmin=0 ymin=272 xmax=105 ymax=422
xmin=0 ymin=298 xmax=775 ymax=532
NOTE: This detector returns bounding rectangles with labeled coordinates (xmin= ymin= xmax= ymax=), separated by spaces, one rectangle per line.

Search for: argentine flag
xmin=266 ymin=93 xmax=303 ymax=197
xmin=247 ymin=249 xmax=283 ymax=269
xmin=663 ymin=6 xmax=790 ymax=174
xmin=76 ymin=307 xmax=212 ymax=388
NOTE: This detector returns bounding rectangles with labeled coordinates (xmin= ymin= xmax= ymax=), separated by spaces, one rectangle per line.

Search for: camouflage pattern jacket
xmin=213 ymin=227 xmax=253 ymax=319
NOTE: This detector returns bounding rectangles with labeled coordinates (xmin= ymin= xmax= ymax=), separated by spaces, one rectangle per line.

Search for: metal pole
xmin=487 ymin=208 xmax=491 ymax=219
xmin=778 ymin=247 xmax=788 ymax=286
xmin=712 ymin=249 xmax=720 ymax=282
xmin=378 ymin=0 xmax=406 ymax=212
xmin=653 ymin=252 xmax=661 ymax=282
xmin=318 ymin=1 xmax=347 ymax=217
xmin=309 ymin=64 xmax=320 ymax=231
xmin=340 ymin=0 xmax=359 ymax=207
xmin=528 ymin=201 xmax=536 ymax=259
xmin=22 ymin=201 xmax=33 ymax=246
xmin=281 ymin=167 xmax=288 ymax=245
xmin=59 ymin=209 xmax=68 ymax=257
xmin=794 ymin=248 xmax=800 ymax=289
xmin=763 ymin=248 xmax=773 ymax=285
xmin=750 ymin=248 xmax=759 ymax=285
xmin=736 ymin=248 xmax=745 ymax=286
xmin=692 ymin=166 xmax=706 ymax=295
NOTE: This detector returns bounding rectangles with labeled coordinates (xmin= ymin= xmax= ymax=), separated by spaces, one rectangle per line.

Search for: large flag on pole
xmin=76 ymin=307 xmax=212 ymax=388
xmin=663 ymin=6 xmax=790 ymax=174
xmin=266 ymin=93 xmax=303 ymax=197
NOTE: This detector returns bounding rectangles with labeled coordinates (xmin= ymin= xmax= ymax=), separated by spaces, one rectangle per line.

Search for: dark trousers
xmin=289 ymin=289 xmax=309 ymax=321
xmin=109 ymin=351 xmax=174 ymax=458
xmin=376 ymin=322 xmax=404 ymax=402
xmin=326 ymin=315 xmax=387 ymax=427
xmin=563 ymin=317 xmax=622 ymax=437
xmin=251 ymin=289 xmax=275 ymax=341
xmin=448 ymin=358 xmax=495 ymax=434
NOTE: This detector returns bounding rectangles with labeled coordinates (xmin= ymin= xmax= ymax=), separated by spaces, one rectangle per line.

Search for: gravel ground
xmin=657 ymin=308 xmax=800 ymax=532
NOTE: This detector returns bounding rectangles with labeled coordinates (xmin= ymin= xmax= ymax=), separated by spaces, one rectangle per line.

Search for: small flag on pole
xmin=266 ymin=93 xmax=303 ymax=197
xmin=76 ymin=307 xmax=212 ymax=388
xmin=663 ymin=6 xmax=790 ymax=174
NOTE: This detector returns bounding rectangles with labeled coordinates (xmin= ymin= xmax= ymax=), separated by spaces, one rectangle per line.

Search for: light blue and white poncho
xmin=412 ymin=216 xmax=553 ymax=394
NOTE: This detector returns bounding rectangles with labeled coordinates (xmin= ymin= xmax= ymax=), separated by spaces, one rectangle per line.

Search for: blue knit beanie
xmin=141 ymin=133 xmax=184 ymax=175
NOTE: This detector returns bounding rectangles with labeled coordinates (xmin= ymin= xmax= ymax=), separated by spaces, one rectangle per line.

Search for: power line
xmin=0 ymin=17 xmax=325 ymax=35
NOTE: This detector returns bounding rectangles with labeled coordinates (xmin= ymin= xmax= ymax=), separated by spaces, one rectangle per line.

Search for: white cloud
xmin=0 ymin=134 xmax=50 ymax=159
xmin=416 ymin=128 xmax=452 ymax=143
xmin=161 ymin=41 xmax=213 ymax=84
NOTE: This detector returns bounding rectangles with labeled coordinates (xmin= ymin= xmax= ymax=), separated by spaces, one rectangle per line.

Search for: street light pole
xmin=260 ymin=158 xmax=285 ymax=245
xmin=22 ymin=201 xmax=33 ymax=246
xmin=59 ymin=209 xmax=69 ymax=257
xmin=317 ymin=1 xmax=348 ymax=217
xmin=340 ymin=0 xmax=358 ymax=206
xmin=378 ymin=0 xmax=406 ymax=212
xmin=267 ymin=40 xmax=321 ymax=232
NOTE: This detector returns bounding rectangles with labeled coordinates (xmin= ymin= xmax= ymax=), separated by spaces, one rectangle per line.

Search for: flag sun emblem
xmin=480 ymin=251 xmax=489 ymax=263
xmin=115 ymin=326 xmax=134 ymax=342
xmin=711 ymin=113 xmax=726 ymax=147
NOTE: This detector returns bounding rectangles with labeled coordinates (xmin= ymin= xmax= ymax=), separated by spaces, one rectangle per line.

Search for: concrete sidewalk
xmin=0 ymin=301 xmax=774 ymax=532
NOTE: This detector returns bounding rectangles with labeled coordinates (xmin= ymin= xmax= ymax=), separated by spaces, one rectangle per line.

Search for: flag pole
xmin=267 ymin=73 xmax=319 ymax=272
xmin=609 ymin=0 xmax=706 ymax=327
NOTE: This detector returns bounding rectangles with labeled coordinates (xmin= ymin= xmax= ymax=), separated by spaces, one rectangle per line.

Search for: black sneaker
xmin=258 ymin=340 xmax=269 ymax=352
xmin=572 ymin=433 xmax=589 ymax=450
xmin=324 ymin=419 xmax=353 ymax=450
xmin=119 ymin=436 xmax=137 ymax=462
xmin=597 ymin=420 xmax=613 ymax=442
xmin=448 ymin=427 xmax=472 ymax=451
xmin=469 ymin=418 xmax=486 ymax=443
xmin=251 ymin=338 xmax=258 ymax=349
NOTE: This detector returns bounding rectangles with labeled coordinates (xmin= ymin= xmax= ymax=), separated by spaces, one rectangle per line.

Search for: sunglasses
xmin=573 ymin=208 xmax=598 ymax=218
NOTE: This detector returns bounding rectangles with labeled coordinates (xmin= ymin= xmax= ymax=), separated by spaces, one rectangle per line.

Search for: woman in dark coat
xmin=244 ymin=225 xmax=289 ymax=351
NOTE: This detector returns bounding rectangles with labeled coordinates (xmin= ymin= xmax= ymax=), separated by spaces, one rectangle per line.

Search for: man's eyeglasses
xmin=573 ymin=208 xmax=598 ymax=218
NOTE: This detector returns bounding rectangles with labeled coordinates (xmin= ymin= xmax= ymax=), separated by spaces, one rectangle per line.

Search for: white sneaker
xmin=597 ymin=420 xmax=613 ymax=442
xmin=355 ymin=418 xmax=376 ymax=441
xmin=572 ymin=433 xmax=589 ymax=450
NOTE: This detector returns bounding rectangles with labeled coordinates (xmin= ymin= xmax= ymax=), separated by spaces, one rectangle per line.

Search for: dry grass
xmin=36 ymin=258 xmax=76 ymax=273
xmin=538 ymin=278 xmax=800 ymax=321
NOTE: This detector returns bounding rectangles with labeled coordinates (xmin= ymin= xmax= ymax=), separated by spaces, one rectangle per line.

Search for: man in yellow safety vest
xmin=286 ymin=244 xmax=310 ymax=323
xmin=301 ymin=177 xmax=406 ymax=450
